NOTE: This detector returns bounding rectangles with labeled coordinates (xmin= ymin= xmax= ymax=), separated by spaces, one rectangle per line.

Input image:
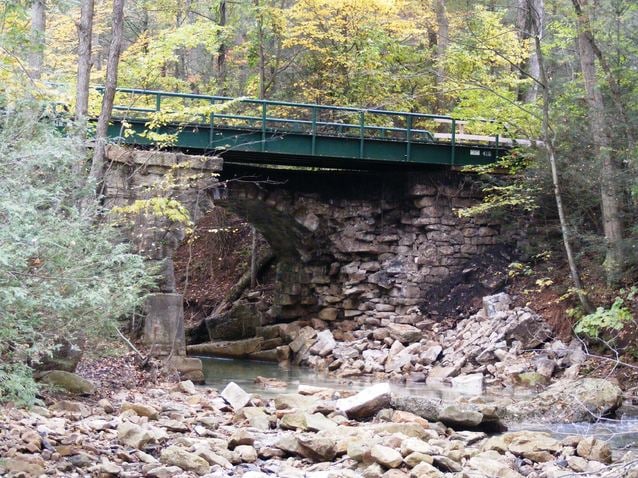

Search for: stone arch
xmin=211 ymin=180 xmax=341 ymax=322
xmin=103 ymin=146 xmax=336 ymax=324
xmin=104 ymin=146 xmax=509 ymax=349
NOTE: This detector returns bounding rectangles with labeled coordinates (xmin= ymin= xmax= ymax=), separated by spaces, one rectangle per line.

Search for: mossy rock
xmin=513 ymin=372 xmax=548 ymax=387
xmin=38 ymin=370 xmax=96 ymax=395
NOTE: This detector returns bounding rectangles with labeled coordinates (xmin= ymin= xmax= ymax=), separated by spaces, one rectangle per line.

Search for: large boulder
xmin=469 ymin=451 xmax=524 ymax=478
xmin=438 ymin=405 xmax=484 ymax=428
xmin=336 ymin=383 xmax=391 ymax=419
xmin=289 ymin=326 xmax=318 ymax=359
xmin=392 ymin=394 xmax=507 ymax=431
xmin=37 ymin=370 xmax=95 ymax=395
xmin=121 ymin=402 xmax=159 ymax=420
xmin=187 ymin=337 xmax=263 ymax=358
xmin=160 ymin=446 xmax=210 ymax=475
xmin=483 ymin=293 xmax=512 ymax=318
xmin=242 ymin=407 xmax=270 ymax=430
xmin=297 ymin=435 xmax=337 ymax=461
xmin=33 ymin=338 xmax=83 ymax=373
xmin=274 ymin=393 xmax=317 ymax=412
xmin=390 ymin=395 xmax=440 ymax=422
xmin=165 ymin=356 xmax=205 ymax=384
xmin=576 ymin=437 xmax=612 ymax=464
xmin=117 ymin=421 xmax=165 ymax=449
xmin=309 ymin=330 xmax=336 ymax=357
xmin=370 ymin=444 xmax=403 ymax=468
xmin=504 ymin=378 xmax=623 ymax=423
xmin=0 ymin=454 xmax=45 ymax=477
xmin=502 ymin=308 xmax=552 ymax=349
xmin=387 ymin=323 xmax=422 ymax=344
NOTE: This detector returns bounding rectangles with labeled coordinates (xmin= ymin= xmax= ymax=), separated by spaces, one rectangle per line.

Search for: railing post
xmin=406 ymin=115 xmax=413 ymax=162
xmin=214 ymin=98 xmax=215 ymax=146
xmin=311 ymin=106 xmax=317 ymax=155
xmin=495 ymin=134 xmax=499 ymax=161
xmin=155 ymin=93 xmax=161 ymax=112
xmin=451 ymin=118 xmax=456 ymax=166
xmin=261 ymin=102 xmax=267 ymax=152
xmin=359 ymin=110 xmax=365 ymax=159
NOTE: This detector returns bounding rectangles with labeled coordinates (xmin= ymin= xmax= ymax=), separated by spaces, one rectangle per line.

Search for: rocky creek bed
xmin=1 ymin=375 xmax=637 ymax=478
xmin=3 ymin=292 xmax=638 ymax=477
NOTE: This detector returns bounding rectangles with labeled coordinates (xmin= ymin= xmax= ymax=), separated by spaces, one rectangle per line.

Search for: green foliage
xmin=456 ymin=183 xmax=539 ymax=218
xmin=574 ymin=298 xmax=633 ymax=339
xmin=0 ymin=363 xmax=40 ymax=407
xmin=131 ymin=97 xmax=245 ymax=148
xmin=444 ymin=6 xmax=539 ymax=137
xmin=283 ymin=0 xmax=428 ymax=108
xmin=0 ymin=2 xmax=35 ymax=106
xmin=507 ymin=261 xmax=534 ymax=278
xmin=0 ymin=108 xmax=156 ymax=404
xmin=119 ymin=20 xmax=222 ymax=91
xmin=457 ymin=149 xmax=539 ymax=219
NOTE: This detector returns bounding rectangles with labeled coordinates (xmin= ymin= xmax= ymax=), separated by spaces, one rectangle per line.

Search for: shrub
xmin=0 ymin=109 xmax=156 ymax=405
xmin=574 ymin=297 xmax=633 ymax=340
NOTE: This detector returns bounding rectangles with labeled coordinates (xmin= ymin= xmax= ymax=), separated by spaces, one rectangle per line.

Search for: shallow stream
xmin=199 ymin=357 xmax=638 ymax=451
xmin=200 ymin=356 xmax=470 ymax=400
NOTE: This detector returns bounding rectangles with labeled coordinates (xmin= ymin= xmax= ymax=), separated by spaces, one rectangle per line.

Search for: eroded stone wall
xmin=219 ymin=178 xmax=501 ymax=335
xmin=103 ymin=147 xmax=503 ymax=333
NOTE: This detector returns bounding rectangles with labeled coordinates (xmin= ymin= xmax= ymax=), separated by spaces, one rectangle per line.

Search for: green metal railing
xmin=96 ymin=87 xmax=507 ymax=166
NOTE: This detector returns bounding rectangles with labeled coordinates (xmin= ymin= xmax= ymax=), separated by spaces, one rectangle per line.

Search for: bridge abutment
xmin=104 ymin=147 xmax=508 ymax=356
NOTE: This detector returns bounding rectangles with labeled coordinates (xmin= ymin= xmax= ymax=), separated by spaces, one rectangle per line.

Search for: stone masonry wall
xmin=103 ymin=147 xmax=503 ymax=335
xmin=221 ymin=179 xmax=501 ymax=337
xmin=103 ymin=145 xmax=222 ymax=291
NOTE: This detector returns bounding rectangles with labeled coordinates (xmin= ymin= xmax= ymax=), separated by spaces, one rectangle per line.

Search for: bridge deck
xmin=103 ymin=88 xmax=521 ymax=168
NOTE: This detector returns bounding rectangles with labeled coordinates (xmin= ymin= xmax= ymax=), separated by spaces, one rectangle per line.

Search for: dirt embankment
xmin=172 ymin=209 xmax=272 ymax=328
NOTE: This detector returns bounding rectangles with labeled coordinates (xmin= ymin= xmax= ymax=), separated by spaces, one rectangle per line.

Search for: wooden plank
xmin=433 ymin=118 xmax=468 ymax=124
xmin=433 ymin=133 xmax=537 ymax=146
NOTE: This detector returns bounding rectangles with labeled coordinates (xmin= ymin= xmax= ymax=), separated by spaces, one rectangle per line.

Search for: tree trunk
xmin=255 ymin=0 xmax=267 ymax=99
xmin=217 ymin=0 xmax=227 ymax=93
xmin=75 ymin=0 xmax=95 ymax=120
xmin=250 ymin=227 xmax=257 ymax=288
xmin=435 ymin=0 xmax=448 ymax=111
xmin=29 ymin=0 xmax=46 ymax=80
xmin=571 ymin=0 xmax=634 ymax=149
xmin=88 ymin=0 xmax=126 ymax=192
xmin=214 ymin=251 xmax=275 ymax=316
xmin=516 ymin=0 xmax=544 ymax=103
xmin=531 ymin=13 xmax=592 ymax=313
xmin=572 ymin=0 xmax=624 ymax=284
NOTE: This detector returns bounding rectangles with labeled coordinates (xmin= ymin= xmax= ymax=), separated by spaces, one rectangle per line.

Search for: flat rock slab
xmin=391 ymin=394 xmax=507 ymax=432
xmin=37 ymin=370 xmax=95 ymax=395
xmin=221 ymin=382 xmax=252 ymax=410
xmin=187 ymin=337 xmax=263 ymax=358
xmin=438 ymin=405 xmax=484 ymax=428
xmin=336 ymin=383 xmax=391 ymax=419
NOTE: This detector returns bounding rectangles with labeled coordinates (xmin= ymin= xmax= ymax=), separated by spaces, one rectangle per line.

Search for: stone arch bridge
xmin=104 ymin=146 xmax=505 ymax=352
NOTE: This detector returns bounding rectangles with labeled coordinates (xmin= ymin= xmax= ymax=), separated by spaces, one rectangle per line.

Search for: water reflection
xmin=199 ymin=356 xmax=463 ymax=400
